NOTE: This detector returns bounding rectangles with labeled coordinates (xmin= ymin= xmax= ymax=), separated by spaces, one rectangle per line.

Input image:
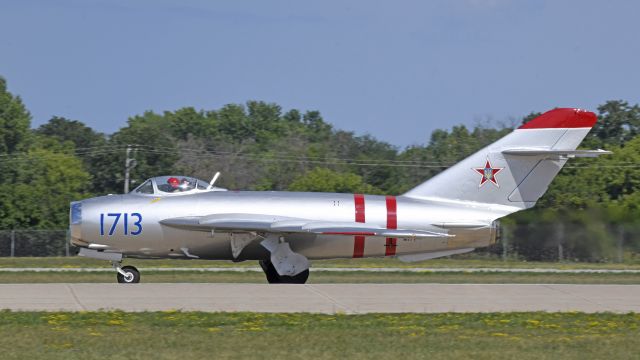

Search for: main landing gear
xmin=112 ymin=262 xmax=141 ymax=284
xmin=259 ymin=260 xmax=309 ymax=284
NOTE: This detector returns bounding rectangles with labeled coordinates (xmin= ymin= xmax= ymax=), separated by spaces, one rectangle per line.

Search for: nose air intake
xmin=69 ymin=201 xmax=83 ymax=244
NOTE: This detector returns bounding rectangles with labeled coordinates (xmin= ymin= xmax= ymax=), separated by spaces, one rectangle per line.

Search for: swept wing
xmin=160 ymin=213 xmax=450 ymax=238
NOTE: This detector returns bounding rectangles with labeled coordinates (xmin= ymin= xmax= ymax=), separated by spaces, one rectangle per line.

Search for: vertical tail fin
xmin=403 ymin=108 xmax=605 ymax=211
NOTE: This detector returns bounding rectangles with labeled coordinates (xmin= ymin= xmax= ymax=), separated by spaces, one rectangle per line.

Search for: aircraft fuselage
xmin=70 ymin=191 xmax=498 ymax=261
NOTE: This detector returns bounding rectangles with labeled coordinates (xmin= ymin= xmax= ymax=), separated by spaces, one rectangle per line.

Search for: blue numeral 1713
xmin=99 ymin=213 xmax=142 ymax=236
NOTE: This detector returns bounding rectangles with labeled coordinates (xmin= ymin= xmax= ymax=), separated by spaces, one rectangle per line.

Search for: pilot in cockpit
xmin=166 ymin=177 xmax=181 ymax=192
xmin=179 ymin=178 xmax=194 ymax=191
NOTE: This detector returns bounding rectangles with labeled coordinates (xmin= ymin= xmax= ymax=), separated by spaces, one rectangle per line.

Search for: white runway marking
xmin=0 ymin=267 xmax=639 ymax=273
xmin=0 ymin=283 xmax=639 ymax=313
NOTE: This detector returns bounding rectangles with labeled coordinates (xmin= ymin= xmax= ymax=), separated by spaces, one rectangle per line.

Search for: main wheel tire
xmin=117 ymin=265 xmax=141 ymax=284
xmin=259 ymin=260 xmax=309 ymax=284
xmin=259 ymin=260 xmax=281 ymax=284
xmin=279 ymin=269 xmax=310 ymax=284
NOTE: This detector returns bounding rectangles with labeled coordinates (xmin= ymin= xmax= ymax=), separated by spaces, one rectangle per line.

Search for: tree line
xmin=2 ymin=75 xmax=640 ymax=261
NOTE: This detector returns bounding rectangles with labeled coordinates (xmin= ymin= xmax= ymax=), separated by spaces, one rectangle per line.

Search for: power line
xmin=0 ymin=145 xmax=635 ymax=169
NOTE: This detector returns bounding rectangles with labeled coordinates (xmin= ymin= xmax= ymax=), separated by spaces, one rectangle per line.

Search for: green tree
xmin=35 ymin=117 xmax=109 ymax=193
xmin=35 ymin=116 xmax=106 ymax=150
xmin=288 ymin=167 xmax=383 ymax=194
xmin=97 ymin=111 xmax=180 ymax=194
xmin=0 ymin=147 xmax=91 ymax=228
xmin=165 ymin=107 xmax=217 ymax=141
xmin=588 ymin=100 xmax=640 ymax=147
xmin=216 ymin=103 xmax=253 ymax=142
xmin=0 ymin=77 xmax=31 ymax=153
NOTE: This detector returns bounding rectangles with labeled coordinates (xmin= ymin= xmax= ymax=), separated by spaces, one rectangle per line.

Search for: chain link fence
xmin=0 ymin=224 xmax=639 ymax=262
xmin=480 ymin=222 xmax=640 ymax=263
xmin=0 ymin=230 xmax=71 ymax=257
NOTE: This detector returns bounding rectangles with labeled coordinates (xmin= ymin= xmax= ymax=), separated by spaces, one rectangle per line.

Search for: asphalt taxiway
xmin=0 ymin=283 xmax=638 ymax=313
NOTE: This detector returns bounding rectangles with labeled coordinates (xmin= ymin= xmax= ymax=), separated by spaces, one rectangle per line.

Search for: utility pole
xmin=617 ymin=224 xmax=624 ymax=263
xmin=124 ymin=145 xmax=137 ymax=193
xmin=501 ymin=224 xmax=508 ymax=261
xmin=556 ymin=222 xmax=564 ymax=262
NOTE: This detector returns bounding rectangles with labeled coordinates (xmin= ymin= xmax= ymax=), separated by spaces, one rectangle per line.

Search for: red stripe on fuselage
xmin=385 ymin=195 xmax=397 ymax=256
xmin=354 ymin=194 xmax=365 ymax=223
xmin=353 ymin=194 xmax=366 ymax=258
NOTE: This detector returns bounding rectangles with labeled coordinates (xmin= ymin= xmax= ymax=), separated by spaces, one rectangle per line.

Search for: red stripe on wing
xmin=385 ymin=195 xmax=397 ymax=256
xmin=324 ymin=232 xmax=376 ymax=236
xmin=353 ymin=194 xmax=366 ymax=258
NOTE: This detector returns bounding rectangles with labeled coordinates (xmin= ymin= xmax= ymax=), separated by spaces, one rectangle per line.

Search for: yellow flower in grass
xmin=238 ymin=327 xmax=264 ymax=332
xmin=46 ymin=314 xmax=70 ymax=326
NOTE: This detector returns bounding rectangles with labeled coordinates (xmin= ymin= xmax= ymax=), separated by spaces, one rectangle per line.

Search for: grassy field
xmin=0 ymin=311 xmax=638 ymax=359
xmin=2 ymin=256 xmax=640 ymax=269
xmin=0 ymin=270 xmax=639 ymax=284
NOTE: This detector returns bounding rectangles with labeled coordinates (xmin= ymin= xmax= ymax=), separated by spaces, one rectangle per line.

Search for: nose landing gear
xmin=112 ymin=262 xmax=141 ymax=284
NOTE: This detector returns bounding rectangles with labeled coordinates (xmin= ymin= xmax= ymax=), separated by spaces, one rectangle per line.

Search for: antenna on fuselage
xmin=207 ymin=172 xmax=221 ymax=190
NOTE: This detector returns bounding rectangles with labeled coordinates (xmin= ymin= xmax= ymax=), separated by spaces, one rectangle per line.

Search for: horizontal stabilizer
xmin=160 ymin=213 xmax=451 ymax=238
xmin=403 ymin=108 xmax=606 ymax=211
xmin=502 ymin=148 xmax=612 ymax=158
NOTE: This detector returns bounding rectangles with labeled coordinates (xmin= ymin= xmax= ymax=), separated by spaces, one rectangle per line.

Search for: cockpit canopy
xmin=131 ymin=175 xmax=227 ymax=196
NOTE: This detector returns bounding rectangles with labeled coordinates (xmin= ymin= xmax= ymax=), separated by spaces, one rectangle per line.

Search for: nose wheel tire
xmin=117 ymin=265 xmax=140 ymax=284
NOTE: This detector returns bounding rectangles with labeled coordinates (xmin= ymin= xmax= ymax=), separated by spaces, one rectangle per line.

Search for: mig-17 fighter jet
xmin=69 ymin=108 xmax=609 ymax=284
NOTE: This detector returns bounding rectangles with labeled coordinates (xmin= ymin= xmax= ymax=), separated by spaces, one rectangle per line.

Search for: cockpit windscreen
xmin=131 ymin=175 xmax=216 ymax=195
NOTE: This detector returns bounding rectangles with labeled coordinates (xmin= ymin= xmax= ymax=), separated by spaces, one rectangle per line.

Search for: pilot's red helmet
xmin=167 ymin=177 xmax=180 ymax=188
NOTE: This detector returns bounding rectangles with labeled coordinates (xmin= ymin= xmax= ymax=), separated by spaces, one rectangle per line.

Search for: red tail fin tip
xmin=518 ymin=108 xmax=597 ymax=129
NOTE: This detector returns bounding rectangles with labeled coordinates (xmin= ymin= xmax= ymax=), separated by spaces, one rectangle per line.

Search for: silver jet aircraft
xmin=70 ymin=108 xmax=609 ymax=284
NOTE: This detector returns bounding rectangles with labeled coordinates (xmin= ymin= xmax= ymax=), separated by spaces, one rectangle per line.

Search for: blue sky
xmin=1 ymin=0 xmax=638 ymax=147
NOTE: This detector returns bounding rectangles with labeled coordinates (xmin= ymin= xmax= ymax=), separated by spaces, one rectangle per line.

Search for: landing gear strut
xmin=259 ymin=260 xmax=309 ymax=284
xmin=112 ymin=262 xmax=141 ymax=284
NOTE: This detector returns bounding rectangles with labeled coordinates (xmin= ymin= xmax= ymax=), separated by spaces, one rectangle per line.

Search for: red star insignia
xmin=473 ymin=157 xmax=503 ymax=188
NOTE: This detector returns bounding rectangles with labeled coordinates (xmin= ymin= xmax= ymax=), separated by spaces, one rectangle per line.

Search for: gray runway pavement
xmin=0 ymin=283 xmax=638 ymax=313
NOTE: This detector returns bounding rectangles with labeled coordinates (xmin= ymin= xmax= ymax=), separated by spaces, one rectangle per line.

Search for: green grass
xmin=2 ymin=256 xmax=639 ymax=284
xmin=2 ymin=256 xmax=640 ymax=270
xmin=0 ymin=270 xmax=638 ymax=284
xmin=0 ymin=311 xmax=638 ymax=359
